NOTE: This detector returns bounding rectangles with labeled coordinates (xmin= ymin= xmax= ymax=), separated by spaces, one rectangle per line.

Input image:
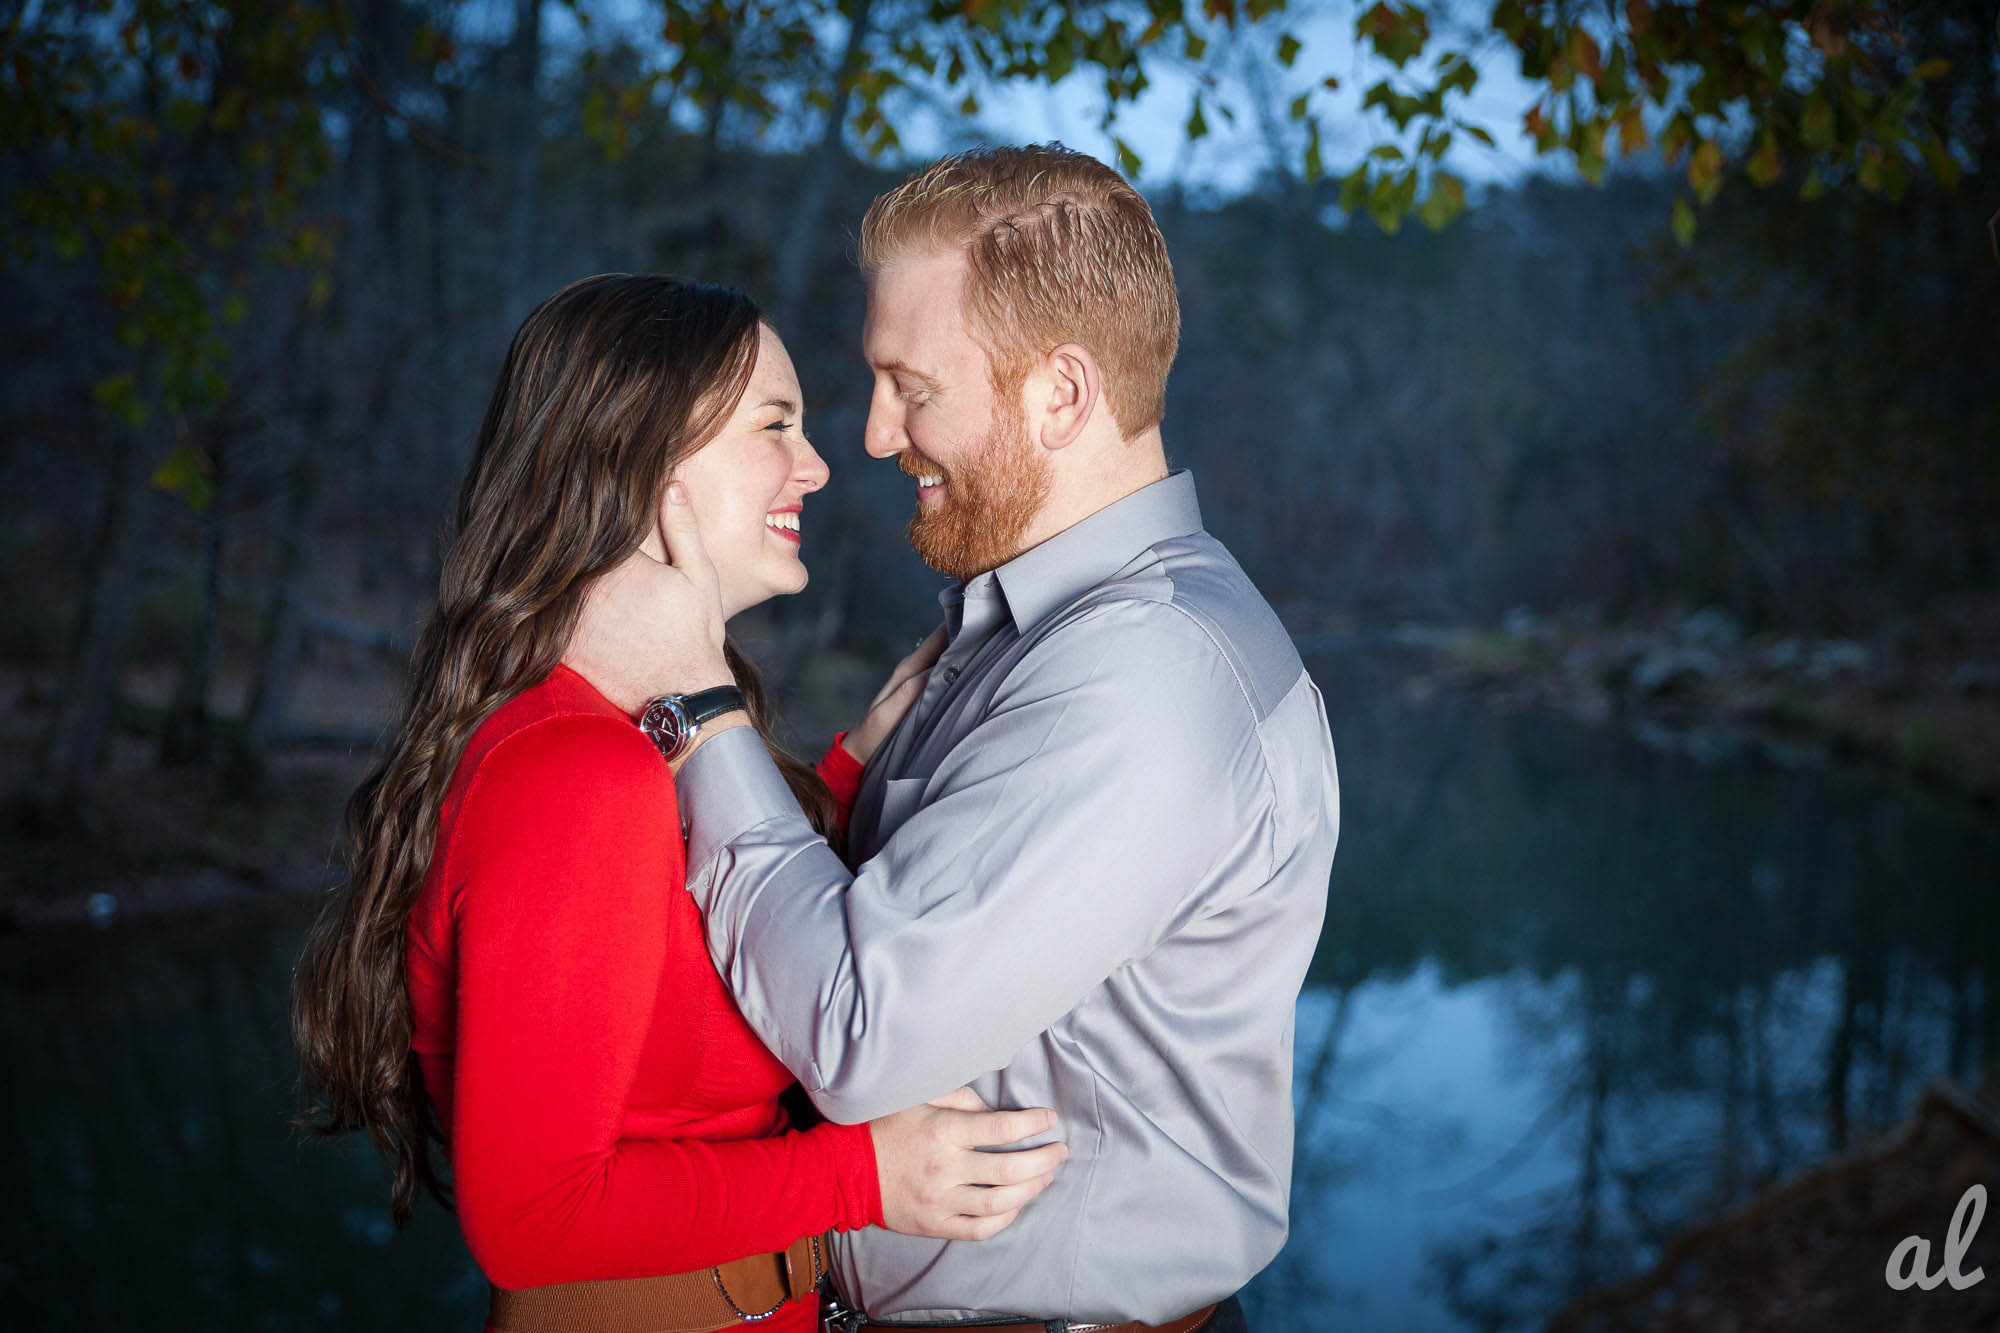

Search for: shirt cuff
xmin=675 ymin=724 xmax=807 ymax=887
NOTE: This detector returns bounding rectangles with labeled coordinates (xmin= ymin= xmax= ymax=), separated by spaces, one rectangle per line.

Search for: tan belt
xmin=837 ymin=1304 xmax=1217 ymax=1333
xmin=489 ymin=1232 xmax=825 ymax=1333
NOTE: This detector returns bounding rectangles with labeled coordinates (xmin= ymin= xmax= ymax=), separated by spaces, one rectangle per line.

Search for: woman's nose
xmin=797 ymin=437 xmax=830 ymax=492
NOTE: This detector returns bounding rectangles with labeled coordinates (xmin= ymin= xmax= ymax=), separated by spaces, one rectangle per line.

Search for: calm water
xmin=6 ymin=649 xmax=1997 ymax=1330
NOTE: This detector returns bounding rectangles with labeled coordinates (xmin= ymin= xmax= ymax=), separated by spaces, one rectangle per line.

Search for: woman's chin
xmin=721 ymin=569 xmax=808 ymax=618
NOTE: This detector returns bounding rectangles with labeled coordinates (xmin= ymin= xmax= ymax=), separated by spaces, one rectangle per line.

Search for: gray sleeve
xmin=676 ymin=601 xmax=1272 ymax=1124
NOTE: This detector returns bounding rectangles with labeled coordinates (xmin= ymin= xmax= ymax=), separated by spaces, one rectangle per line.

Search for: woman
xmin=294 ymin=275 xmax=1064 ymax=1332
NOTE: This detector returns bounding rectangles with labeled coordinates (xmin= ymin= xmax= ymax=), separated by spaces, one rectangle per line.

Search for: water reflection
xmin=4 ymin=650 xmax=1995 ymax=1330
xmin=0 ymin=901 xmax=485 ymax=1328
xmin=1240 ymin=652 xmax=1999 ymax=1330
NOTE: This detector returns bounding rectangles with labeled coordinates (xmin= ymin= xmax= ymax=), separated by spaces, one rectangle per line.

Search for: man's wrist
xmin=667 ymin=710 xmax=751 ymax=774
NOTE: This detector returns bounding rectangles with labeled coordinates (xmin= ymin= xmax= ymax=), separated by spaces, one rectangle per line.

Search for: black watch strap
xmin=682 ymin=685 xmax=746 ymax=727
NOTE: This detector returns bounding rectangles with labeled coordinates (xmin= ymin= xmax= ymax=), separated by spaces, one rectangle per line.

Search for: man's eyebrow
xmin=872 ymin=359 xmax=941 ymax=389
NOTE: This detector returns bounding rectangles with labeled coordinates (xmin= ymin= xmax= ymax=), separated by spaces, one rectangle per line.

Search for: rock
xmin=1630 ymin=647 xmax=1721 ymax=696
xmin=1949 ymin=659 xmax=1999 ymax=696
xmin=1803 ymin=639 xmax=1871 ymax=684
xmin=1757 ymin=637 xmax=1804 ymax=674
xmin=1681 ymin=605 xmax=1745 ymax=654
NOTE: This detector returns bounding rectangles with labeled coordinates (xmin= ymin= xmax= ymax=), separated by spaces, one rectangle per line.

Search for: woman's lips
xmin=765 ymin=506 xmax=802 ymax=545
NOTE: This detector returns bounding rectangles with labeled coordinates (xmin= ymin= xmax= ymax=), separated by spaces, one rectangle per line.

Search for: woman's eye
xmin=766 ymin=420 xmax=794 ymax=433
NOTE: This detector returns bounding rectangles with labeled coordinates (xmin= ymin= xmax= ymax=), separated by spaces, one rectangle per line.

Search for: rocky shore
xmin=1380 ymin=599 xmax=2000 ymax=811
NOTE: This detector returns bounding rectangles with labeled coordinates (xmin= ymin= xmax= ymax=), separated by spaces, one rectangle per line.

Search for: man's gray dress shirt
xmin=678 ymin=471 xmax=1339 ymax=1323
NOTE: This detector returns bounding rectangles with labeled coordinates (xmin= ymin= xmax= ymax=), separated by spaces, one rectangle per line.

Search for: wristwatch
xmin=638 ymin=686 xmax=747 ymax=763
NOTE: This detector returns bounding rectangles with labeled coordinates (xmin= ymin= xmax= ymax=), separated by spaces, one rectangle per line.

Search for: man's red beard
xmin=899 ymin=407 xmax=1052 ymax=581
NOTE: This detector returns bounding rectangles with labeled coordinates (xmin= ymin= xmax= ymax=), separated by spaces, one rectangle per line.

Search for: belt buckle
xmin=819 ymin=1285 xmax=864 ymax=1333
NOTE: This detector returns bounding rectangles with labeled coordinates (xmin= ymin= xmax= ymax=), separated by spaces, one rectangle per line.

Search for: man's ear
xmin=1034 ymin=343 xmax=1100 ymax=451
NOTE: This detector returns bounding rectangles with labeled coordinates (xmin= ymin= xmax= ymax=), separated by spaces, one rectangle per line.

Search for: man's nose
xmin=864 ymin=399 xmax=905 ymax=460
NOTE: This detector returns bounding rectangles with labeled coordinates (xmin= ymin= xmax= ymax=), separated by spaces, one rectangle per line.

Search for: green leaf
xmin=1917 ymin=132 xmax=1963 ymax=190
xmin=1366 ymin=169 xmax=1406 ymax=234
xmin=1577 ymin=119 xmax=1607 ymax=183
xmin=92 ymin=373 xmax=148 ymax=428
xmin=1800 ymin=92 xmax=1834 ymax=149
xmin=1857 ymin=148 xmax=1885 ymax=192
xmin=1417 ymin=170 xmax=1466 ymax=230
xmin=153 ymin=441 xmax=215 ymax=511
xmin=1799 ymin=166 xmax=1825 ymax=201
xmin=1113 ymin=137 xmax=1142 ymax=177
xmin=1288 ymin=93 xmax=1309 ymax=121
xmin=1276 ymin=33 xmax=1301 ymax=67
xmin=1671 ymin=194 xmax=1696 ymax=246
xmin=1187 ymin=95 xmax=1209 ymax=141
xmin=1339 ymin=164 xmax=1369 ymax=213
xmin=1303 ymin=119 xmax=1324 ymax=183
xmin=1462 ymin=123 xmax=1496 ymax=148
xmin=1746 ymin=133 xmax=1782 ymax=187
xmin=1046 ymin=39 xmax=1074 ymax=83
xmin=1687 ymin=137 xmax=1723 ymax=203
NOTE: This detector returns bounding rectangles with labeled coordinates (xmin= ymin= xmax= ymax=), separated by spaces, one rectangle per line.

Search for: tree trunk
xmin=236 ymin=448 xmax=324 ymax=772
xmin=160 ymin=437 xmax=227 ymax=766
xmin=30 ymin=425 xmax=157 ymax=810
xmin=770 ymin=0 xmax=877 ymax=341
xmin=358 ymin=0 xmax=406 ymax=595
xmin=502 ymin=0 xmax=543 ymax=325
xmin=425 ymin=86 xmax=461 ymax=463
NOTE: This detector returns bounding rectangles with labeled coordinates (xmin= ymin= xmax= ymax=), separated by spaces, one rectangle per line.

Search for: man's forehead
xmin=863 ymin=249 xmax=968 ymax=370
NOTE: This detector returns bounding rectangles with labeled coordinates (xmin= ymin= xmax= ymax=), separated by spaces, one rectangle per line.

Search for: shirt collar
xmin=981 ymin=470 xmax=1203 ymax=634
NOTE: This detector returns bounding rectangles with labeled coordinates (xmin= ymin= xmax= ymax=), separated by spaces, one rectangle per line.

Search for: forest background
xmin=1 ymin=2 xmax=1997 ymax=1325
xmin=4 ymin=0 xmax=1995 ymax=861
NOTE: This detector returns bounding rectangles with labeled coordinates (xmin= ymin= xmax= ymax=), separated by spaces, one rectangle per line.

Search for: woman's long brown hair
xmin=292 ymin=274 xmax=838 ymax=1225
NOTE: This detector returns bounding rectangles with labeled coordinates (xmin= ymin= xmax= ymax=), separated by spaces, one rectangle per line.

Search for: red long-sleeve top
xmin=406 ymin=663 xmax=879 ymax=1327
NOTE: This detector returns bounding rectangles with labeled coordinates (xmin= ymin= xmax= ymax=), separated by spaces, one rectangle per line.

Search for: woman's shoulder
xmin=457 ymin=668 xmax=672 ymax=812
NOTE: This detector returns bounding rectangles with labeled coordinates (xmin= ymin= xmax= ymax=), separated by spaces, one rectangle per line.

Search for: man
xmin=574 ymin=144 xmax=1339 ymax=1331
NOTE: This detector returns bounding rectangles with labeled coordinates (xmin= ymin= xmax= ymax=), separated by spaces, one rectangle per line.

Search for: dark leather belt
xmin=828 ymin=1303 xmax=1218 ymax=1333
xmin=489 ymin=1232 xmax=825 ymax=1333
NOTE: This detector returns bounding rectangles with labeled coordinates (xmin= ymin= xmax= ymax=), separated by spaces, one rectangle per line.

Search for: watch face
xmin=640 ymin=697 xmax=691 ymax=760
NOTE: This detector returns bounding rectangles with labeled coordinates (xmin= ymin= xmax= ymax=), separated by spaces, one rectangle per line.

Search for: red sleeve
xmin=816 ymin=733 xmax=864 ymax=832
xmin=444 ymin=716 xmax=881 ymax=1289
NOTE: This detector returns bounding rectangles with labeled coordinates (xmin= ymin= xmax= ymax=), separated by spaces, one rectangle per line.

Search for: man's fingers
xmin=963 ymin=1141 xmax=1067 ymax=1186
xmin=951 ymin=1172 xmax=1054 ymax=1217
xmin=935 ymin=1207 xmax=1021 ymax=1242
xmin=890 ymin=669 xmax=931 ymax=706
xmin=956 ymin=1105 xmax=1058 ymax=1147
xmin=657 ymin=480 xmax=712 ymax=575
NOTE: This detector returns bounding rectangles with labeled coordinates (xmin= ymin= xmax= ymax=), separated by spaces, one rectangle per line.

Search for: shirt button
xmin=942 ymin=665 xmax=961 ymax=684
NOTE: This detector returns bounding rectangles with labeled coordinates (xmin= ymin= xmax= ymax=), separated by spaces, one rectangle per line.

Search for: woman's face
xmin=671 ymin=324 xmax=829 ymax=619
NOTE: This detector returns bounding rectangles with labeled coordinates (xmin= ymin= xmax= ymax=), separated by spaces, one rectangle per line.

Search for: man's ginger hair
xmin=857 ymin=143 xmax=1180 ymax=438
